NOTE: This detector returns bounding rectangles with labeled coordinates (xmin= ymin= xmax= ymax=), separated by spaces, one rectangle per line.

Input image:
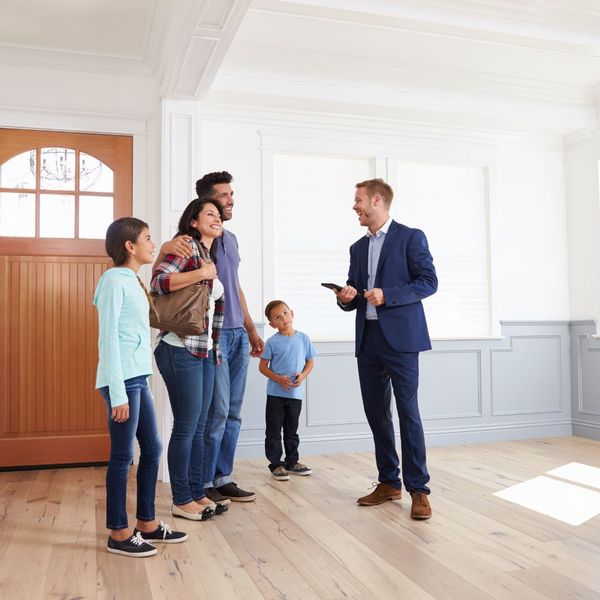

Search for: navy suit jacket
xmin=340 ymin=220 xmax=438 ymax=356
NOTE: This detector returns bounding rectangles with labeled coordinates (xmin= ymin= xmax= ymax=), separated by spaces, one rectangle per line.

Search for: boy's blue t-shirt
xmin=261 ymin=331 xmax=317 ymax=399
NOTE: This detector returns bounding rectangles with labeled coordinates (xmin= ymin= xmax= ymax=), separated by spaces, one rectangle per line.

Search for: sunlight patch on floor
xmin=546 ymin=462 xmax=600 ymax=490
xmin=494 ymin=474 xmax=600 ymax=526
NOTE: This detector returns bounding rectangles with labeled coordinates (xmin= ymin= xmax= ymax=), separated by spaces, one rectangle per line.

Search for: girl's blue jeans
xmin=99 ymin=375 xmax=162 ymax=530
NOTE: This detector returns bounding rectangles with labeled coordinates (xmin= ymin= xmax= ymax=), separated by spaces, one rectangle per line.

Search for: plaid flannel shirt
xmin=151 ymin=239 xmax=224 ymax=360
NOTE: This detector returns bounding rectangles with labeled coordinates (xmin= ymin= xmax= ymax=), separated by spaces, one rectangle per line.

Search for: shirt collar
xmin=366 ymin=216 xmax=393 ymax=238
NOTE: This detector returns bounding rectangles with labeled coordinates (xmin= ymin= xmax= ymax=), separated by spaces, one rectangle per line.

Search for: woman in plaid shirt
xmin=152 ymin=198 xmax=228 ymax=521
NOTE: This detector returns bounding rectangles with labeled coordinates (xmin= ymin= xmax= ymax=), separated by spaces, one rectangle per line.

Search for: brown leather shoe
xmin=357 ymin=483 xmax=402 ymax=506
xmin=410 ymin=492 xmax=432 ymax=520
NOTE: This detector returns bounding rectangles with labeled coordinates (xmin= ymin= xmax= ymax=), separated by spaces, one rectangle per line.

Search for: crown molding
xmin=196 ymin=100 xmax=564 ymax=149
xmin=209 ymin=70 xmax=590 ymax=136
xmin=252 ymin=0 xmax=600 ymax=53
xmin=159 ymin=0 xmax=252 ymax=100
xmin=0 ymin=103 xmax=150 ymax=135
xmin=220 ymin=44 xmax=593 ymax=108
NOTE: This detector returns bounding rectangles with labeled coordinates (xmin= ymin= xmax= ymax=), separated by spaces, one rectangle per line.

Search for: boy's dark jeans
xmin=265 ymin=394 xmax=302 ymax=471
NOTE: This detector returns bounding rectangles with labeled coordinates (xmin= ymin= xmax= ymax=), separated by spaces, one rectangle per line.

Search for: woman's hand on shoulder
xmin=196 ymin=259 xmax=217 ymax=281
xmin=111 ymin=403 xmax=129 ymax=423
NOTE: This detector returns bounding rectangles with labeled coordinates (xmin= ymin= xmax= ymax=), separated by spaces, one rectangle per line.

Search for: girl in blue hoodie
xmin=94 ymin=217 xmax=187 ymax=557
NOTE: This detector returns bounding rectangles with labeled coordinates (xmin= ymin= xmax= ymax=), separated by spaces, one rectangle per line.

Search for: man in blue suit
xmin=335 ymin=178 xmax=437 ymax=519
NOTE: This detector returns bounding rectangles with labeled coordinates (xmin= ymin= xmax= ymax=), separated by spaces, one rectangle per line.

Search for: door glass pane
xmin=40 ymin=194 xmax=74 ymax=237
xmin=40 ymin=147 xmax=76 ymax=191
xmin=0 ymin=192 xmax=35 ymax=236
xmin=0 ymin=150 xmax=36 ymax=189
xmin=79 ymin=195 xmax=113 ymax=239
xmin=79 ymin=153 xmax=113 ymax=192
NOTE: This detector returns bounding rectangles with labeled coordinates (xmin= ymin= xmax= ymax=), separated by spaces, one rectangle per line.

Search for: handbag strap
xmin=193 ymin=238 xmax=212 ymax=265
xmin=137 ymin=275 xmax=158 ymax=315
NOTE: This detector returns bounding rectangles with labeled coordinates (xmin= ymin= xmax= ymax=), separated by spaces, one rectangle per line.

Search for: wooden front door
xmin=0 ymin=128 xmax=132 ymax=467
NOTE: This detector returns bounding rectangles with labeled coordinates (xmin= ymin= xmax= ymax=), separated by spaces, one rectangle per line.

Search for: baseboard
xmin=234 ymin=420 xmax=573 ymax=459
xmin=572 ymin=420 xmax=600 ymax=441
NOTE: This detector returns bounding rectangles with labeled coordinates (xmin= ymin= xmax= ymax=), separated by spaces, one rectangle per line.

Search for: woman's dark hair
xmin=105 ymin=217 xmax=148 ymax=266
xmin=177 ymin=198 xmax=224 ymax=259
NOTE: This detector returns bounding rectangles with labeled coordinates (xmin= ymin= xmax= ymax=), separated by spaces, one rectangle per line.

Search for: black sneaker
xmin=215 ymin=482 xmax=257 ymax=502
xmin=107 ymin=532 xmax=157 ymax=557
xmin=134 ymin=521 xmax=188 ymax=544
xmin=288 ymin=462 xmax=312 ymax=476
xmin=205 ymin=487 xmax=231 ymax=506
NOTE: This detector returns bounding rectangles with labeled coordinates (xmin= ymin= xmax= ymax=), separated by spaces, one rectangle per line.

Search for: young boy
xmin=259 ymin=300 xmax=317 ymax=481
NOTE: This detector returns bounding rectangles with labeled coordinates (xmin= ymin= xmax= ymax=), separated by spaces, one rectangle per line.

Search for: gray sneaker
xmin=288 ymin=463 xmax=312 ymax=476
xmin=271 ymin=466 xmax=290 ymax=481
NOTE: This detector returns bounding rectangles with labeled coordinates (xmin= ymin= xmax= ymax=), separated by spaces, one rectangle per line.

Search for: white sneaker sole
xmin=107 ymin=546 xmax=157 ymax=557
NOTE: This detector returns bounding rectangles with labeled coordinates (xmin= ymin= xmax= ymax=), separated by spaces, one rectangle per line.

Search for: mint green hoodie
xmin=93 ymin=267 xmax=153 ymax=407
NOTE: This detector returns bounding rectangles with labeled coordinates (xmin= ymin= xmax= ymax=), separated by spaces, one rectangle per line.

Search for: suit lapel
xmin=375 ymin=220 xmax=399 ymax=283
xmin=358 ymin=235 xmax=369 ymax=287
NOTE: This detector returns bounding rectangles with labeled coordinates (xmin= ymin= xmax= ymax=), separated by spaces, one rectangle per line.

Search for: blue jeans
xmin=155 ymin=341 xmax=215 ymax=505
xmin=203 ymin=328 xmax=249 ymax=488
xmin=99 ymin=375 xmax=162 ymax=530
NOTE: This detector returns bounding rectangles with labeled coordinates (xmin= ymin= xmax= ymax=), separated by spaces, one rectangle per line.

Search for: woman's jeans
xmin=155 ymin=341 xmax=215 ymax=506
xmin=99 ymin=375 xmax=162 ymax=531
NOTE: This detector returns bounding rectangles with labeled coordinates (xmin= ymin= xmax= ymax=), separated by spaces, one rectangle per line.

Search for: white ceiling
xmin=2 ymin=0 xmax=600 ymax=134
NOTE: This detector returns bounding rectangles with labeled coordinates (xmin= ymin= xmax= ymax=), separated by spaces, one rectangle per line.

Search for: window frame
xmin=260 ymin=129 xmax=498 ymax=340
xmin=0 ymin=128 xmax=131 ymax=256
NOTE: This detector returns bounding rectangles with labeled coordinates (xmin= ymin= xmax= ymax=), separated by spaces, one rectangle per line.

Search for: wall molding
xmin=198 ymin=102 xmax=564 ymax=150
xmin=0 ymin=103 xmax=150 ymax=135
xmin=490 ymin=334 xmax=564 ymax=416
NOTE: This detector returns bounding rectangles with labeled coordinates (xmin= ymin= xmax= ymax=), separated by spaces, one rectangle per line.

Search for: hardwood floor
xmin=1 ymin=436 xmax=599 ymax=599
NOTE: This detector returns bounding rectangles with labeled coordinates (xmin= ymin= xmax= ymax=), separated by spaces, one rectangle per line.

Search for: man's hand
xmin=291 ymin=372 xmax=305 ymax=387
xmin=364 ymin=288 xmax=385 ymax=306
xmin=160 ymin=235 xmax=194 ymax=260
xmin=112 ymin=403 xmax=129 ymax=423
xmin=249 ymin=331 xmax=265 ymax=357
xmin=335 ymin=285 xmax=357 ymax=304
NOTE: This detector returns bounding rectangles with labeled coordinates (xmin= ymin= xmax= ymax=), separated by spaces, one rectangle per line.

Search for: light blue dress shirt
xmin=366 ymin=217 xmax=393 ymax=320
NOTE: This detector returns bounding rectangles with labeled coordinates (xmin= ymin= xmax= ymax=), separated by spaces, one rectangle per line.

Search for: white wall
xmin=565 ymin=133 xmax=600 ymax=324
xmin=156 ymin=100 xmax=575 ymax=466
xmin=168 ymin=103 xmax=570 ymax=329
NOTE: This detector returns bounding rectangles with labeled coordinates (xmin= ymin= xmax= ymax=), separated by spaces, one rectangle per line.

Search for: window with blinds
xmin=391 ymin=161 xmax=490 ymax=338
xmin=270 ymin=154 xmax=491 ymax=340
xmin=272 ymin=153 xmax=373 ymax=341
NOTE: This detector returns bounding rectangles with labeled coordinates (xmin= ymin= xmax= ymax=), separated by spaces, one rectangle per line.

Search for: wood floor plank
xmin=1 ymin=437 xmax=599 ymax=600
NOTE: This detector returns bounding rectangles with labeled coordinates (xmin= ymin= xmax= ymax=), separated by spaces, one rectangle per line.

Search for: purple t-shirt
xmin=214 ymin=229 xmax=244 ymax=329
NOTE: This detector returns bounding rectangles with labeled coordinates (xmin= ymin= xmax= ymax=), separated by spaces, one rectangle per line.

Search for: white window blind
xmin=391 ymin=161 xmax=490 ymax=337
xmin=272 ymin=154 xmax=372 ymax=340
xmin=271 ymin=155 xmax=491 ymax=340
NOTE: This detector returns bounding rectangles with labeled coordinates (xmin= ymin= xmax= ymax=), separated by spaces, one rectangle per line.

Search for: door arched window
xmin=0 ymin=129 xmax=131 ymax=256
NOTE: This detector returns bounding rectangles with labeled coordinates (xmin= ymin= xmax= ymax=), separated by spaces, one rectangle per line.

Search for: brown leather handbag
xmin=148 ymin=281 xmax=210 ymax=336
xmin=140 ymin=242 xmax=211 ymax=336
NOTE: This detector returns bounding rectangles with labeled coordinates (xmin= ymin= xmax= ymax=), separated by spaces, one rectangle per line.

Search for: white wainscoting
xmin=235 ymin=321 xmax=573 ymax=460
xmin=570 ymin=320 xmax=600 ymax=440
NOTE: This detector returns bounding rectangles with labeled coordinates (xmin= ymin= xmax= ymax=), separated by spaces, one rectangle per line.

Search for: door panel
xmin=0 ymin=129 xmax=132 ymax=467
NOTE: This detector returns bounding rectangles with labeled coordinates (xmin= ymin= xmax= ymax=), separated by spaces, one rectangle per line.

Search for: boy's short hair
xmin=265 ymin=300 xmax=289 ymax=321
xmin=355 ymin=178 xmax=394 ymax=209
